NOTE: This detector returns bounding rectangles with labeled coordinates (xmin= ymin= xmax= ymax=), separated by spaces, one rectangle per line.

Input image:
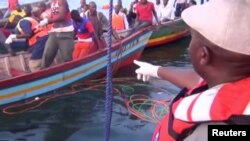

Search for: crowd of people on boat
xmin=0 ymin=0 xmax=196 ymax=73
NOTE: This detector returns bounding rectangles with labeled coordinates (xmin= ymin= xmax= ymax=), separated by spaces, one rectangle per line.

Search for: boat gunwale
xmin=0 ymin=27 xmax=152 ymax=89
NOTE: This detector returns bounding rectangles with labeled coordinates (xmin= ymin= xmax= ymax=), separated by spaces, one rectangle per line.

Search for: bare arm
xmin=152 ymin=8 xmax=160 ymax=24
xmin=158 ymin=67 xmax=200 ymax=89
xmin=93 ymin=32 xmax=101 ymax=50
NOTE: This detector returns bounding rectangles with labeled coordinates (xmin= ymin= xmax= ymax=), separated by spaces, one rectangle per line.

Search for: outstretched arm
xmin=134 ymin=60 xmax=200 ymax=89
xmin=157 ymin=67 xmax=200 ymax=89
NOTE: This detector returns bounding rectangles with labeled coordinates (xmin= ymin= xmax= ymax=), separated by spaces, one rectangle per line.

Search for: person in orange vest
xmin=3 ymin=0 xmax=19 ymax=18
xmin=5 ymin=5 xmax=48 ymax=72
xmin=134 ymin=0 xmax=250 ymax=141
xmin=112 ymin=4 xmax=129 ymax=31
xmin=71 ymin=10 xmax=100 ymax=60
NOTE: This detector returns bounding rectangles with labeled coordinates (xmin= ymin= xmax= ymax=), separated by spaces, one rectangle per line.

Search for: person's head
xmin=71 ymin=10 xmax=82 ymax=22
xmin=189 ymin=0 xmax=197 ymax=7
xmin=163 ymin=0 xmax=169 ymax=6
xmin=140 ymin=0 xmax=147 ymax=4
xmin=23 ymin=5 xmax=32 ymax=17
xmin=182 ymin=0 xmax=250 ymax=85
xmin=114 ymin=5 xmax=121 ymax=14
xmin=156 ymin=0 xmax=160 ymax=5
xmin=15 ymin=3 xmax=21 ymax=11
xmin=37 ymin=2 xmax=47 ymax=13
xmin=83 ymin=4 xmax=89 ymax=12
xmin=117 ymin=0 xmax=123 ymax=7
xmin=80 ymin=0 xmax=86 ymax=8
xmin=89 ymin=1 xmax=97 ymax=15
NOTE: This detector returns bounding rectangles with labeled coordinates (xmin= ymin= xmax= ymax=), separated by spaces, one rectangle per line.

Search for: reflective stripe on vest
xmin=152 ymin=77 xmax=250 ymax=141
xmin=17 ymin=17 xmax=48 ymax=46
xmin=112 ymin=13 xmax=125 ymax=30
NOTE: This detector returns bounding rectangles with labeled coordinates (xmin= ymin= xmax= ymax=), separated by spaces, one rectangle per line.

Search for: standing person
xmin=87 ymin=1 xmax=108 ymax=48
xmin=71 ymin=10 xmax=100 ymax=60
xmin=129 ymin=0 xmax=160 ymax=35
xmin=39 ymin=0 xmax=74 ymax=68
xmin=5 ymin=5 xmax=48 ymax=72
xmin=3 ymin=0 xmax=19 ymax=18
xmin=78 ymin=0 xmax=89 ymax=17
xmin=112 ymin=5 xmax=129 ymax=31
xmin=127 ymin=0 xmax=138 ymax=28
xmin=134 ymin=0 xmax=250 ymax=141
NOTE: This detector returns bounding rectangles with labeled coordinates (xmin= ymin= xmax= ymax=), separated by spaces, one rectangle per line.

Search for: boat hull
xmin=147 ymin=19 xmax=189 ymax=48
xmin=0 ymin=29 xmax=153 ymax=106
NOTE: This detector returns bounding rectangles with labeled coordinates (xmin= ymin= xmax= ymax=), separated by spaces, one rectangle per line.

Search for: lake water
xmin=0 ymin=37 xmax=192 ymax=141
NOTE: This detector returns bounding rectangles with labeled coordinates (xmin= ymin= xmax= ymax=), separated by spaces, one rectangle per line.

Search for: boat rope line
xmin=105 ymin=0 xmax=113 ymax=140
xmin=1 ymin=78 xmax=172 ymax=123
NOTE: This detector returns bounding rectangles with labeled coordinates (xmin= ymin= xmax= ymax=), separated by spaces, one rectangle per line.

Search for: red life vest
xmin=152 ymin=77 xmax=250 ymax=141
xmin=17 ymin=17 xmax=48 ymax=46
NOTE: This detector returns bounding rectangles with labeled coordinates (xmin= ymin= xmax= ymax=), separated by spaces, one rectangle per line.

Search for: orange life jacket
xmin=152 ymin=77 xmax=250 ymax=141
xmin=112 ymin=13 xmax=125 ymax=30
xmin=17 ymin=17 xmax=48 ymax=46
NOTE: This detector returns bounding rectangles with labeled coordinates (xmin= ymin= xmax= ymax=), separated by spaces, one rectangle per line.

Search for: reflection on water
xmin=0 ymin=37 xmax=191 ymax=141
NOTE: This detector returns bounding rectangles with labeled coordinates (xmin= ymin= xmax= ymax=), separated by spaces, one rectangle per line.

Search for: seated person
xmin=71 ymin=10 xmax=100 ymax=60
xmin=5 ymin=6 xmax=48 ymax=72
xmin=4 ymin=4 xmax=26 ymax=29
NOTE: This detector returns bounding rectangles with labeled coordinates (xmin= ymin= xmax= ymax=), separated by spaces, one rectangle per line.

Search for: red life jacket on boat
xmin=17 ymin=17 xmax=48 ymax=46
xmin=152 ymin=77 xmax=250 ymax=141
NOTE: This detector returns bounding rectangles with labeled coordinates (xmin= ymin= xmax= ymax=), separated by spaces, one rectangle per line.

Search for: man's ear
xmin=200 ymin=46 xmax=210 ymax=65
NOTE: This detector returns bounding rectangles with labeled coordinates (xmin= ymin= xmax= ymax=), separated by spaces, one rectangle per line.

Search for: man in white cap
xmin=134 ymin=0 xmax=250 ymax=140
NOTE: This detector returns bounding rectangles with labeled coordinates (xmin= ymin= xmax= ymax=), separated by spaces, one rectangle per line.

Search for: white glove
xmin=134 ymin=60 xmax=160 ymax=82
xmin=5 ymin=34 xmax=17 ymax=44
xmin=39 ymin=18 xmax=49 ymax=27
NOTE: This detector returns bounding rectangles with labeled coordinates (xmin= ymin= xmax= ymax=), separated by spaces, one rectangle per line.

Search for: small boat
xmin=0 ymin=27 xmax=153 ymax=107
xmin=147 ymin=18 xmax=190 ymax=48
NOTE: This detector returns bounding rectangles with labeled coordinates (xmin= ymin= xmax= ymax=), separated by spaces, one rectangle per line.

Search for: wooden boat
xmin=147 ymin=18 xmax=190 ymax=48
xmin=0 ymin=27 xmax=153 ymax=107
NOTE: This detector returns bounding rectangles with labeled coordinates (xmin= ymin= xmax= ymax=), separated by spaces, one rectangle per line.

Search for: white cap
xmin=182 ymin=0 xmax=250 ymax=55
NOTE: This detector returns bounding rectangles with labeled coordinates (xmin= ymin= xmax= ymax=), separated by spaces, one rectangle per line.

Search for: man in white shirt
xmin=159 ymin=0 xmax=175 ymax=22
